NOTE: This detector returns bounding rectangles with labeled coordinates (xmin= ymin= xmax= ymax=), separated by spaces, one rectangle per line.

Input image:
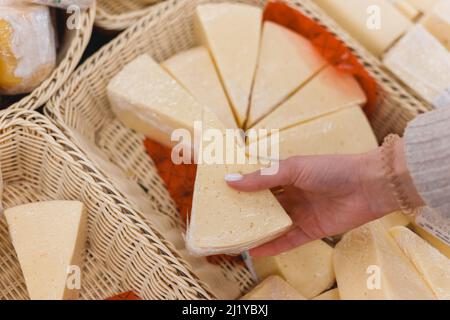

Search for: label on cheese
xmin=390 ymin=226 xmax=450 ymax=300
xmin=334 ymin=221 xmax=435 ymax=300
xmin=241 ymin=276 xmax=306 ymax=300
xmin=162 ymin=47 xmax=237 ymax=129
xmin=313 ymin=288 xmax=340 ymax=300
xmin=421 ymin=0 xmax=450 ymax=51
xmin=251 ymin=65 xmax=366 ymax=136
xmin=5 ymin=201 xmax=87 ymax=300
xmin=247 ymin=21 xmax=327 ymax=127
xmin=253 ymin=240 xmax=335 ymax=299
xmin=195 ymin=3 xmax=262 ymax=126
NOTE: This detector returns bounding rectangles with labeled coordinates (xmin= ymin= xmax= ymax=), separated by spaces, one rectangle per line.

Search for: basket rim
xmin=7 ymin=3 xmax=96 ymax=111
xmin=0 ymin=108 xmax=216 ymax=300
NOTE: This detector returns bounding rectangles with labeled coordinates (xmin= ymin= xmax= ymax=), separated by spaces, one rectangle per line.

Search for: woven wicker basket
xmin=95 ymin=0 xmax=161 ymax=31
xmin=45 ymin=0 xmax=431 ymax=300
xmin=0 ymin=109 xmax=223 ymax=300
xmin=4 ymin=4 xmax=95 ymax=111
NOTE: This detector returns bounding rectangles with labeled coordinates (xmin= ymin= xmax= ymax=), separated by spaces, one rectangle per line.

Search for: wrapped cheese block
xmin=421 ymin=0 xmax=450 ymax=51
xmin=241 ymin=276 xmax=306 ymax=300
xmin=0 ymin=3 xmax=56 ymax=95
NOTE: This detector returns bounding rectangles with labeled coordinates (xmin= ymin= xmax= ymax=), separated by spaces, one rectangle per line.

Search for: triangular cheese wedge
xmin=334 ymin=221 xmax=435 ymax=300
xmin=195 ymin=3 xmax=262 ymax=127
xmin=247 ymin=21 xmax=327 ymax=127
xmin=390 ymin=226 xmax=450 ymax=300
xmin=186 ymin=110 xmax=292 ymax=256
xmin=241 ymin=276 xmax=306 ymax=300
xmin=5 ymin=201 xmax=87 ymax=300
xmin=251 ymin=66 xmax=366 ymax=136
xmin=162 ymin=47 xmax=237 ymax=129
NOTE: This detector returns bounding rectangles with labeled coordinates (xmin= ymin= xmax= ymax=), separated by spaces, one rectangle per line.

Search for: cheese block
xmin=387 ymin=0 xmax=420 ymax=19
xmin=162 ymin=47 xmax=237 ymax=129
xmin=411 ymin=224 xmax=450 ymax=259
xmin=241 ymin=276 xmax=306 ymax=300
xmin=247 ymin=21 xmax=327 ymax=127
xmin=0 ymin=3 xmax=56 ymax=95
xmin=421 ymin=0 xmax=450 ymax=51
xmin=379 ymin=212 xmax=410 ymax=230
xmin=248 ymin=106 xmax=378 ymax=161
xmin=5 ymin=201 xmax=87 ymax=300
xmin=251 ymin=66 xmax=366 ymax=137
xmin=107 ymin=54 xmax=203 ymax=148
xmin=186 ymin=110 xmax=292 ymax=256
xmin=384 ymin=25 xmax=450 ymax=104
xmin=253 ymin=240 xmax=335 ymax=299
xmin=314 ymin=0 xmax=411 ymax=57
xmin=313 ymin=288 xmax=340 ymax=300
xmin=390 ymin=226 xmax=450 ymax=299
xmin=195 ymin=3 xmax=262 ymax=126
xmin=405 ymin=0 xmax=439 ymax=12
xmin=334 ymin=221 xmax=435 ymax=300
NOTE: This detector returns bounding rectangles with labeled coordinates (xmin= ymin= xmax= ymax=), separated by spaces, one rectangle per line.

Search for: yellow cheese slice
xmin=387 ymin=0 xmax=420 ymax=20
xmin=162 ymin=47 xmax=237 ymax=129
xmin=253 ymin=240 xmax=335 ymax=299
xmin=247 ymin=21 xmax=327 ymax=127
xmin=195 ymin=3 xmax=262 ymax=126
xmin=390 ymin=226 xmax=450 ymax=300
xmin=251 ymin=66 xmax=366 ymax=137
xmin=334 ymin=221 xmax=435 ymax=300
xmin=313 ymin=288 xmax=340 ymax=300
xmin=5 ymin=201 xmax=87 ymax=300
xmin=314 ymin=0 xmax=411 ymax=57
xmin=384 ymin=25 xmax=450 ymax=104
xmin=379 ymin=212 xmax=410 ymax=230
xmin=241 ymin=276 xmax=306 ymax=300
xmin=107 ymin=54 xmax=203 ymax=148
xmin=406 ymin=0 xmax=439 ymax=12
xmin=421 ymin=0 xmax=450 ymax=51
xmin=411 ymin=224 xmax=450 ymax=259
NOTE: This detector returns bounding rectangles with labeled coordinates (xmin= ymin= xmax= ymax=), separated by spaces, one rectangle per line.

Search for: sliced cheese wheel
xmin=253 ymin=240 xmax=335 ymax=299
xmin=313 ymin=288 xmax=340 ymax=300
xmin=251 ymin=66 xmax=366 ymax=136
xmin=195 ymin=3 xmax=262 ymax=126
xmin=247 ymin=21 xmax=327 ymax=127
xmin=162 ymin=47 xmax=237 ymax=129
xmin=107 ymin=54 xmax=203 ymax=148
xmin=241 ymin=276 xmax=306 ymax=300
xmin=390 ymin=226 xmax=450 ymax=299
xmin=334 ymin=221 xmax=435 ymax=300
xmin=421 ymin=0 xmax=450 ymax=51
xmin=5 ymin=201 xmax=87 ymax=300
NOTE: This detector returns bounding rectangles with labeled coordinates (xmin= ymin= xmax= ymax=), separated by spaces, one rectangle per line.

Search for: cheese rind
xmin=5 ymin=201 xmax=87 ymax=300
xmin=421 ymin=0 xmax=450 ymax=51
xmin=195 ymin=3 xmax=262 ymax=126
xmin=253 ymin=240 xmax=335 ymax=299
xmin=241 ymin=276 xmax=306 ymax=300
xmin=248 ymin=21 xmax=327 ymax=127
xmin=162 ymin=47 xmax=237 ymax=129
xmin=390 ymin=226 xmax=450 ymax=300
xmin=313 ymin=288 xmax=340 ymax=300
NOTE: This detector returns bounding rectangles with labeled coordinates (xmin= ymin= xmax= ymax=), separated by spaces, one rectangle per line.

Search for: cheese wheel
xmin=0 ymin=3 xmax=56 ymax=95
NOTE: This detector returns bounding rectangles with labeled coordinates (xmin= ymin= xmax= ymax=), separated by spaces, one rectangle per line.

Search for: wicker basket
xmin=95 ymin=0 xmax=162 ymax=31
xmin=45 ymin=0 xmax=431 ymax=300
xmin=4 ymin=4 xmax=95 ymax=111
xmin=0 ymin=109 xmax=223 ymax=300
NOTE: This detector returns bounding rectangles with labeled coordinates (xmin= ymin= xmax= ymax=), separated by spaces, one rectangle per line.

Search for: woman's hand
xmin=226 ymin=139 xmax=423 ymax=257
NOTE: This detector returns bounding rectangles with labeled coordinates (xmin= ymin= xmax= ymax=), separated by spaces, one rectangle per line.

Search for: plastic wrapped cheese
xmin=0 ymin=3 xmax=56 ymax=95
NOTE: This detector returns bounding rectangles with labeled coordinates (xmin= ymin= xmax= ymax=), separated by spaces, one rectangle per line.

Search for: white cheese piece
xmin=251 ymin=66 xmax=366 ymax=136
xmin=411 ymin=224 xmax=450 ymax=259
xmin=253 ymin=240 xmax=335 ymax=299
xmin=5 ymin=201 xmax=87 ymax=300
xmin=314 ymin=0 xmax=411 ymax=57
xmin=162 ymin=47 xmax=237 ymax=129
xmin=390 ymin=226 xmax=450 ymax=300
xmin=406 ymin=0 xmax=439 ymax=12
xmin=421 ymin=0 xmax=450 ymax=51
xmin=0 ymin=3 xmax=56 ymax=95
xmin=379 ymin=212 xmax=410 ymax=230
xmin=247 ymin=21 xmax=327 ymax=127
xmin=334 ymin=221 xmax=435 ymax=300
xmin=241 ymin=276 xmax=306 ymax=300
xmin=387 ymin=0 xmax=420 ymax=19
xmin=107 ymin=54 xmax=203 ymax=148
xmin=384 ymin=25 xmax=450 ymax=104
xmin=195 ymin=3 xmax=262 ymax=126
xmin=313 ymin=288 xmax=340 ymax=300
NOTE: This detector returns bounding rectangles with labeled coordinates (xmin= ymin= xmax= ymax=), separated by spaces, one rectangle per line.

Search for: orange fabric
xmin=106 ymin=291 xmax=141 ymax=300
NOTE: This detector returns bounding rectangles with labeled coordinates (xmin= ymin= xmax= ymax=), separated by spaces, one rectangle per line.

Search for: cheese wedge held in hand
xmin=5 ymin=201 xmax=87 ymax=300
xmin=390 ymin=226 xmax=450 ymax=300
xmin=195 ymin=3 xmax=262 ymax=126
xmin=247 ymin=21 xmax=327 ymax=127
xmin=241 ymin=276 xmax=306 ymax=300
xmin=162 ymin=47 xmax=237 ymax=129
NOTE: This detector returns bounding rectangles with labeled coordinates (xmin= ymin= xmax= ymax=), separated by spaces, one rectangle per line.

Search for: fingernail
xmin=224 ymin=173 xmax=244 ymax=182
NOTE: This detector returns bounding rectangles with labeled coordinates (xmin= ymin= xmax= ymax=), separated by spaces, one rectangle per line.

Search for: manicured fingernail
xmin=224 ymin=173 xmax=244 ymax=182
